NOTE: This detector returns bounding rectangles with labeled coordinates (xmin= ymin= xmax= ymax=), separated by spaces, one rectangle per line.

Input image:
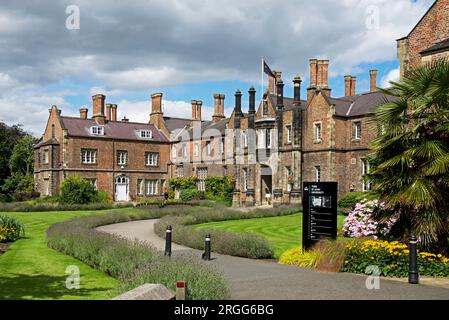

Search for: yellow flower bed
xmin=279 ymin=247 xmax=319 ymax=268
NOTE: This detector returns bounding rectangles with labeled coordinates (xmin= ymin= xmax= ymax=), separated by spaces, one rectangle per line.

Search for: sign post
xmin=302 ymin=182 xmax=338 ymax=251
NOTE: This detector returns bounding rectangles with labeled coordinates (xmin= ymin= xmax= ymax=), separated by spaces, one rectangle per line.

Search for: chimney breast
xmin=370 ymin=70 xmax=378 ymax=93
xmin=196 ymin=100 xmax=203 ymax=121
xmin=268 ymin=73 xmax=276 ymax=94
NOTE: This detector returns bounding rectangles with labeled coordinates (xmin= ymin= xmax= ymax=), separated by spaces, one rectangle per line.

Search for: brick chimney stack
xmin=276 ymin=79 xmax=284 ymax=109
xmin=105 ymin=104 xmax=112 ymax=121
xmin=196 ymin=100 xmax=203 ymax=121
xmin=309 ymin=59 xmax=318 ymax=88
xmin=92 ymin=94 xmax=106 ymax=125
xmin=151 ymin=93 xmax=163 ymax=114
xmin=370 ymin=70 xmax=378 ymax=93
xmin=293 ymin=76 xmax=302 ymax=104
xmin=234 ymin=90 xmax=243 ymax=116
xmin=191 ymin=100 xmax=198 ymax=121
xmin=111 ymin=104 xmax=117 ymax=121
xmin=212 ymin=94 xmax=226 ymax=123
xmin=248 ymin=87 xmax=256 ymax=114
xmin=80 ymin=107 xmax=88 ymax=119
xmin=275 ymin=71 xmax=282 ymax=94
xmin=267 ymin=70 xmax=275 ymax=94
xmin=345 ymin=75 xmax=352 ymax=96
xmin=150 ymin=93 xmax=169 ymax=136
xmin=351 ymin=76 xmax=357 ymax=96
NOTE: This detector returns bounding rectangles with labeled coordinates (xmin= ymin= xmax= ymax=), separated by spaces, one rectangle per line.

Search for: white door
xmin=115 ymin=176 xmax=129 ymax=202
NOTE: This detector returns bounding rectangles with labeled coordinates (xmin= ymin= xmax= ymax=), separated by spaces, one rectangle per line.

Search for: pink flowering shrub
xmin=343 ymin=199 xmax=397 ymax=239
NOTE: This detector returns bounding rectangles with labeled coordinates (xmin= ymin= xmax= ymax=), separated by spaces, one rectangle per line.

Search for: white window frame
xmin=286 ymin=125 xmax=292 ymax=143
xmin=362 ymin=159 xmax=372 ymax=191
xmin=353 ymin=121 xmax=362 ymax=141
xmin=146 ymin=180 xmax=159 ymax=196
xmin=137 ymin=179 xmax=144 ymax=196
xmin=242 ymin=168 xmax=248 ymax=192
xmin=220 ymin=139 xmax=225 ymax=155
xmin=315 ymin=166 xmax=321 ymax=182
xmin=140 ymin=130 xmax=153 ymax=139
xmin=81 ymin=149 xmax=97 ymax=164
xmin=117 ymin=151 xmax=128 ymax=166
xmin=314 ymin=123 xmax=322 ymax=142
xmin=176 ymin=166 xmax=184 ymax=178
xmin=266 ymin=129 xmax=272 ymax=149
xmin=172 ymin=146 xmax=177 ymax=159
xmin=182 ymin=144 xmax=187 ymax=158
xmin=145 ymin=152 xmax=159 ymax=167
xmin=197 ymin=168 xmax=208 ymax=191
xmin=205 ymin=141 xmax=212 ymax=156
xmin=243 ymin=130 xmax=248 ymax=148
xmin=194 ymin=143 xmax=200 ymax=157
xmin=90 ymin=126 xmax=104 ymax=136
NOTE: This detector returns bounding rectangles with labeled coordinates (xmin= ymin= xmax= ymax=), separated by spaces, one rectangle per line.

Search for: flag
xmin=263 ymin=59 xmax=275 ymax=78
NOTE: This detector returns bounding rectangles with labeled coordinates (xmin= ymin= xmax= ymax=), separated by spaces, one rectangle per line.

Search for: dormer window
xmin=140 ymin=130 xmax=153 ymax=139
xmin=90 ymin=126 xmax=104 ymax=135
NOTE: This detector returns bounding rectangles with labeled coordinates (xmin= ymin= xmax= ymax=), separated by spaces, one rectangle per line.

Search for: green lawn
xmin=0 ymin=208 xmax=137 ymax=300
xmin=194 ymin=213 xmax=346 ymax=258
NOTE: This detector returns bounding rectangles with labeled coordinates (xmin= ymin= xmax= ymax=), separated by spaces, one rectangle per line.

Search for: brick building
xmin=397 ymin=0 xmax=449 ymax=78
xmin=34 ymin=95 xmax=171 ymax=202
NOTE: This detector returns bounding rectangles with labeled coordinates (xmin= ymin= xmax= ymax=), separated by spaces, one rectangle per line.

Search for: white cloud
xmin=381 ymin=68 xmax=400 ymax=88
xmin=115 ymin=99 xmax=214 ymax=123
xmin=0 ymin=93 xmax=69 ymax=135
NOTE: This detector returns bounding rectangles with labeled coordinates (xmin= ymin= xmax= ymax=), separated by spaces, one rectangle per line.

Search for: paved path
xmin=98 ymin=220 xmax=449 ymax=300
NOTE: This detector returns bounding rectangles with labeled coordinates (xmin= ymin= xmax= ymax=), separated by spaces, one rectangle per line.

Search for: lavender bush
xmin=343 ymin=199 xmax=397 ymax=239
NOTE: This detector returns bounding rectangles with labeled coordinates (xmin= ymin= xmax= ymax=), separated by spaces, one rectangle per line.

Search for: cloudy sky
xmin=0 ymin=0 xmax=435 ymax=135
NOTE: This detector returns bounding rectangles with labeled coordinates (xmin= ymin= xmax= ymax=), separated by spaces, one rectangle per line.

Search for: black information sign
xmin=302 ymin=182 xmax=338 ymax=251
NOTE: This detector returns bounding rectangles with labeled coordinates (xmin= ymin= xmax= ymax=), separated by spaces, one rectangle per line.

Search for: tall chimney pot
xmin=370 ymin=70 xmax=378 ymax=93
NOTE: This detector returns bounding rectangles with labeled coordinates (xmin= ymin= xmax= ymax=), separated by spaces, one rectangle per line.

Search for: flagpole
xmin=261 ymin=56 xmax=264 ymax=102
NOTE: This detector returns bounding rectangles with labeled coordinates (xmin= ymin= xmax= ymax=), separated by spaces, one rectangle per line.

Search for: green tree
xmin=9 ymin=135 xmax=36 ymax=175
xmin=370 ymin=60 xmax=449 ymax=254
xmin=1 ymin=135 xmax=36 ymax=194
xmin=0 ymin=123 xmax=27 ymax=188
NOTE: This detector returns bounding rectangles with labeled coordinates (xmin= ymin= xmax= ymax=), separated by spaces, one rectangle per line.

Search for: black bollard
xmin=408 ymin=235 xmax=419 ymax=284
xmin=202 ymin=234 xmax=211 ymax=261
xmin=165 ymin=225 xmax=172 ymax=258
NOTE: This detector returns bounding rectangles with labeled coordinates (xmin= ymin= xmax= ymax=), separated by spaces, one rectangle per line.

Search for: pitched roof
xmin=329 ymin=92 xmax=397 ymax=117
xmin=186 ymin=118 xmax=227 ymax=137
xmin=267 ymin=94 xmax=307 ymax=111
xmin=420 ymin=38 xmax=449 ymax=56
xmin=163 ymin=117 xmax=192 ymax=132
xmin=60 ymin=117 xmax=169 ymax=142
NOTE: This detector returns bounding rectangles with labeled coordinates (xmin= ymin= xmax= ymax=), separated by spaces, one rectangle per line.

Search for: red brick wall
xmin=406 ymin=0 xmax=449 ymax=70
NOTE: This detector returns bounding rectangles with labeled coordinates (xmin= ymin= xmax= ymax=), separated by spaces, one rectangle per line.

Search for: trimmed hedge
xmin=46 ymin=208 xmax=230 ymax=300
xmin=338 ymin=191 xmax=378 ymax=210
xmin=0 ymin=202 xmax=134 ymax=212
xmin=154 ymin=206 xmax=298 ymax=259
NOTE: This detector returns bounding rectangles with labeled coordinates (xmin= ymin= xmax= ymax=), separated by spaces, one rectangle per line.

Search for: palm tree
xmin=370 ymin=60 xmax=449 ymax=254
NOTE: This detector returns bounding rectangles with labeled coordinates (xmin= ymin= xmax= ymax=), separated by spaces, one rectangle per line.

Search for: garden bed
xmin=46 ymin=206 xmax=230 ymax=300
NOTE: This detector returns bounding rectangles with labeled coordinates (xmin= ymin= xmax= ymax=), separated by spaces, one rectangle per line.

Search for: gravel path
xmin=98 ymin=220 xmax=449 ymax=300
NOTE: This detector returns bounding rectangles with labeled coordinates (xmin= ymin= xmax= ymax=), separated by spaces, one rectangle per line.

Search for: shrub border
xmin=154 ymin=205 xmax=299 ymax=259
